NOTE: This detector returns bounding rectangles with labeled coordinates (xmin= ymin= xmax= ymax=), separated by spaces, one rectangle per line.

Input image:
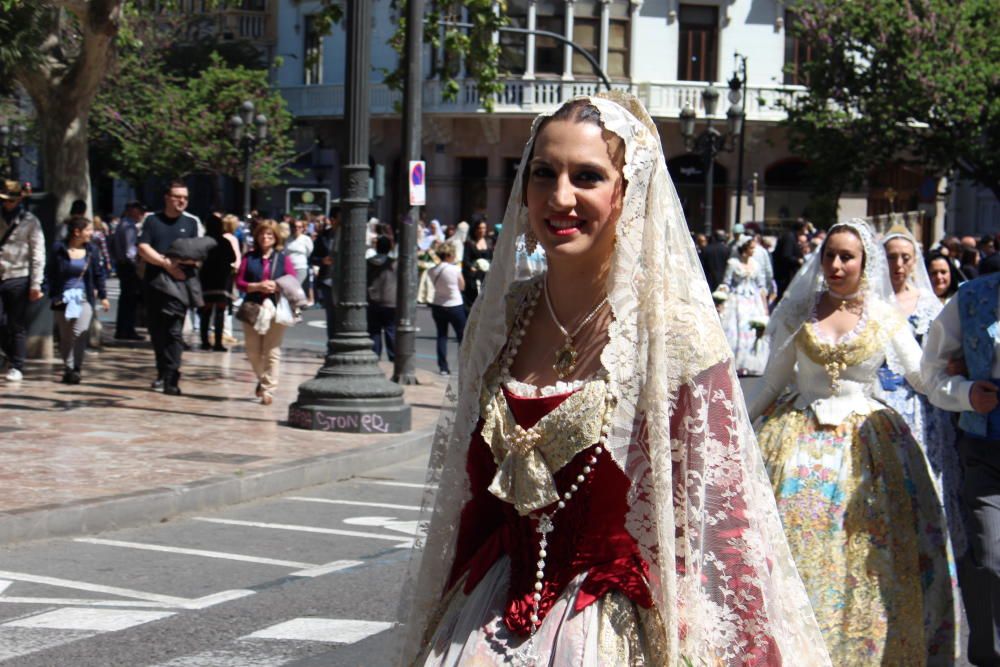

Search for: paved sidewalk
xmin=0 ymin=335 xmax=445 ymax=545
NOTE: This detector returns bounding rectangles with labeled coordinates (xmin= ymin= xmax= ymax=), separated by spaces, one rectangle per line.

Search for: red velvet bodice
xmin=447 ymin=387 xmax=653 ymax=636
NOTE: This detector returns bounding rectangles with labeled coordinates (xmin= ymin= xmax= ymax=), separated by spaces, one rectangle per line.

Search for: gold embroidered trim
xmin=480 ymin=379 xmax=609 ymax=515
xmin=797 ymin=319 xmax=882 ymax=391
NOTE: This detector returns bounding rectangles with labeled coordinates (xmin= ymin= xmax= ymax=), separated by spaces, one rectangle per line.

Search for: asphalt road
xmin=0 ymin=454 xmax=429 ymax=666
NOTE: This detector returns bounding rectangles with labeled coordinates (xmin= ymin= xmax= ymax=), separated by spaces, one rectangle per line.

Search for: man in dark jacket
xmin=310 ymin=208 xmax=340 ymax=334
xmin=773 ymin=219 xmax=807 ymax=299
xmin=109 ymin=200 xmax=146 ymax=340
xmin=137 ymin=181 xmax=200 ymax=395
xmin=366 ymin=235 xmax=397 ymax=362
xmin=700 ymin=229 xmax=730 ymax=293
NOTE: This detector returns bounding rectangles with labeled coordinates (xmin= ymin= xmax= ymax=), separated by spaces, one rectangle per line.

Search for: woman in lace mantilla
xmin=878 ymin=226 xmax=966 ymax=559
xmin=749 ymin=219 xmax=959 ymax=665
xmin=397 ymin=93 xmax=829 ymax=666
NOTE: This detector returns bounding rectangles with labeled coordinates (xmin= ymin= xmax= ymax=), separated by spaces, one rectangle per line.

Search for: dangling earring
xmin=524 ymin=229 xmax=538 ymax=255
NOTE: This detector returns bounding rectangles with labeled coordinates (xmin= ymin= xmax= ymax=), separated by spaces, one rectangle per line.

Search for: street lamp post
xmin=228 ymin=101 xmax=268 ymax=220
xmin=288 ymin=0 xmax=411 ymax=434
xmin=0 ymin=123 xmax=27 ymax=181
xmin=679 ymin=86 xmax=743 ymax=235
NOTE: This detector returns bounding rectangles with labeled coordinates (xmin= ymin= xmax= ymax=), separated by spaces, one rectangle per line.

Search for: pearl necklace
xmin=543 ymin=277 xmax=609 ymax=380
xmin=494 ymin=277 xmax=616 ymax=649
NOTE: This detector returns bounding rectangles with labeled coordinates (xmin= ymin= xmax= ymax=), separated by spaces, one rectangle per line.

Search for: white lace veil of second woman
xmin=764 ymin=218 xmax=909 ymax=373
xmin=397 ymin=92 xmax=830 ymax=666
xmin=882 ymin=225 xmax=942 ymax=334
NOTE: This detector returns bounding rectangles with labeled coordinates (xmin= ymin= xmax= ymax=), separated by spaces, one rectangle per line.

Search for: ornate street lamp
xmin=229 ymin=101 xmax=268 ymax=220
xmin=679 ymin=85 xmax=743 ymax=235
xmin=0 ymin=123 xmax=27 ymax=181
xmin=289 ymin=0 xmax=411 ymax=433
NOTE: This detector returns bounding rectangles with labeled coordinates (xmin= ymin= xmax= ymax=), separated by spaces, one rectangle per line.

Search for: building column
xmin=599 ymin=0 xmax=611 ymax=76
xmin=629 ymin=1 xmax=643 ymax=81
xmin=563 ymin=0 xmax=575 ymax=81
xmin=524 ymin=0 xmax=537 ymax=80
xmin=458 ymin=5 xmax=469 ymax=79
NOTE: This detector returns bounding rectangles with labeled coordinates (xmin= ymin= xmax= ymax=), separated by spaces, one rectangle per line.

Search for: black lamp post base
xmin=288 ymin=398 xmax=411 ymax=433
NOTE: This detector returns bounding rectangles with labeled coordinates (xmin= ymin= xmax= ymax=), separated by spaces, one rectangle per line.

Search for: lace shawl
xmin=397 ymin=92 xmax=830 ymax=666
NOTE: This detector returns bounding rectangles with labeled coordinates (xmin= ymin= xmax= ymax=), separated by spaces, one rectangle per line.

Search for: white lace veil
xmin=397 ymin=93 xmax=830 ymax=665
xmin=765 ymin=218 xmax=907 ymax=367
xmin=882 ymin=226 xmax=942 ymax=335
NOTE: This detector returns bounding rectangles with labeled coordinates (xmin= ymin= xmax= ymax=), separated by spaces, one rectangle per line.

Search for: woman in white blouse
xmin=427 ymin=243 xmax=465 ymax=376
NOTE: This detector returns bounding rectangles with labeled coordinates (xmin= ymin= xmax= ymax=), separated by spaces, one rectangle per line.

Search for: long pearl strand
xmin=496 ymin=278 xmax=616 ymax=636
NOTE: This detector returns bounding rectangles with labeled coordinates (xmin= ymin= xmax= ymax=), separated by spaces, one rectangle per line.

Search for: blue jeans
xmin=431 ymin=304 xmax=466 ymax=373
xmin=367 ymin=303 xmax=396 ymax=361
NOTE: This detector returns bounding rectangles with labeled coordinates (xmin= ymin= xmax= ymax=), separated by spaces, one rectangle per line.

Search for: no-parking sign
xmin=409 ymin=161 xmax=426 ymax=206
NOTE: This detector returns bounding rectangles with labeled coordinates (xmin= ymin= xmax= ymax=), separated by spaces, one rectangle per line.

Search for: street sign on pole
xmin=286 ymin=188 xmax=331 ymax=217
xmin=408 ymin=161 xmax=426 ymax=206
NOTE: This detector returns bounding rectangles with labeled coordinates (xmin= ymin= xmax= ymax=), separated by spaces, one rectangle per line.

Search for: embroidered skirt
xmin=879 ymin=376 xmax=967 ymax=558
xmin=755 ymin=398 xmax=959 ymax=666
xmin=416 ymin=556 xmax=665 ymax=666
xmin=721 ymin=288 xmax=769 ymax=376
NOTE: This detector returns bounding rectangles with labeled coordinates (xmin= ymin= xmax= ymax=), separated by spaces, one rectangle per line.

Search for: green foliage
xmin=781 ymin=0 xmax=1000 ymax=203
xmin=91 ymin=50 xmax=297 ymax=188
xmin=312 ymin=0 xmax=507 ymax=112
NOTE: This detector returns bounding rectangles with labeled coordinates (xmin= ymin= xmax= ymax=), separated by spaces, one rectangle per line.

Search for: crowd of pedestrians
xmin=0 ymin=176 xmax=482 ymax=403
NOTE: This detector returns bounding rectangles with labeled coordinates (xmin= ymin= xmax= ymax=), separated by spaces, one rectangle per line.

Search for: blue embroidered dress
xmin=877 ymin=288 xmax=965 ymax=557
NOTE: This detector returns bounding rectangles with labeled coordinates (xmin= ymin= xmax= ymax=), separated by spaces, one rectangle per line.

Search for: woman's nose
xmin=550 ymin=175 xmax=575 ymax=209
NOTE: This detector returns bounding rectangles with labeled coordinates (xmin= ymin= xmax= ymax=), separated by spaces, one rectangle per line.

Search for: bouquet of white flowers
xmin=712 ymin=289 xmax=728 ymax=304
xmin=475 ymin=258 xmax=491 ymax=273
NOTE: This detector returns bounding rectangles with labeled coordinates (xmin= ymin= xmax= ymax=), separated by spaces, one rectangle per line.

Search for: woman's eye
xmin=531 ymin=167 xmax=554 ymax=179
xmin=575 ymin=171 xmax=603 ymax=183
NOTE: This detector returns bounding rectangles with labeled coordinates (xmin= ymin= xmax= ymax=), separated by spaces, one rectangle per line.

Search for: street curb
xmin=0 ymin=427 xmax=435 ymax=547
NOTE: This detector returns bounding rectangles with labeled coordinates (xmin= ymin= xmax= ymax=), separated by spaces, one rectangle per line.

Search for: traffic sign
xmin=408 ymin=161 xmax=426 ymax=206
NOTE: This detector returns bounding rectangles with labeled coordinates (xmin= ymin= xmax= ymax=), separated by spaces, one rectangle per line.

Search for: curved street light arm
xmin=434 ymin=20 xmax=613 ymax=92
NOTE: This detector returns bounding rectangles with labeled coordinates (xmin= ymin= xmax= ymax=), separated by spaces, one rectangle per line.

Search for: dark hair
xmin=205 ymin=213 xmax=224 ymax=239
xmin=791 ymin=220 xmax=808 ymax=233
xmin=69 ymin=199 xmax=87 ymax=216
xmin=375 ymin=235 xmax=392 ymax=255
xmin=961 ymin=244 xmax=980 ymax=266
xmin=926 ymin=251 xmax=959 ymax=298
xmin=521 ymin=99 xmax=624 ymax=203
xmin=64 ymin=215 xmax=90 ymax=239
xmin=712 ymin=229 xmax=728 ymax=243
xmin=165 ymin=179 xmax=186 ymax=194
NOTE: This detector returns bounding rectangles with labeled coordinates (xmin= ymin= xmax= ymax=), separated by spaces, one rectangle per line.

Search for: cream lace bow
xmin=481 ymin=379 xmax=608 ymax=516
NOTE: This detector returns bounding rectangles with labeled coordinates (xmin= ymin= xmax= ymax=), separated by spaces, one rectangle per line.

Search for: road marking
xmin=75 ymin=538 xmax=315 ymax=569
xmin=363 ymin=480 xmax=435 ymax=489
xmin=289 ymin=559 xmax=364 ymax=578
xmin=286 ymin=497 xmax=422 ymax=511
xmin=0 ymin=580 xmax=11 ymax=595
xmin=0 ymin=569 xmax=254 ymax=610
xmin=192 ymin=518 xmax=415 ymax=547
xmin=245 ymin=618 xmax=394 ymax=643
xmin=4 ymin=608 xmax=174 ymax=632
xmin=341 ymin=516 xmax=419 ymax=535
xmin=0 ymin=597 xmax=179 ymax=609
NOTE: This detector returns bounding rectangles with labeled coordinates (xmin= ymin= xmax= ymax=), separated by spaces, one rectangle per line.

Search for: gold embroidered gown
xmin=748 ymin=300 xmax=959 ymax=666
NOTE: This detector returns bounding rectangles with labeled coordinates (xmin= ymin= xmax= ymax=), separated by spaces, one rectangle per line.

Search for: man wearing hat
xmin=109 ymin=200 xmax=146 ymax=341
xmin=0 ymin=180 xmax=45 ymax=382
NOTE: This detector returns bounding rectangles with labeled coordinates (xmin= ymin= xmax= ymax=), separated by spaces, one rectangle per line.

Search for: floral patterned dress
xmin=750 ymin=299 xmax=959 ymax=666
xmin=875 ymin=289 xmax=965 ymax=558
xmin=720 ymin=257 xmax=770 ymax=376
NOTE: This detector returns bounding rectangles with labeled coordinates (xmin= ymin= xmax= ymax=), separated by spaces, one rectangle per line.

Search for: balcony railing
xmin=279 ymin=78 xmax=805 ymax=122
